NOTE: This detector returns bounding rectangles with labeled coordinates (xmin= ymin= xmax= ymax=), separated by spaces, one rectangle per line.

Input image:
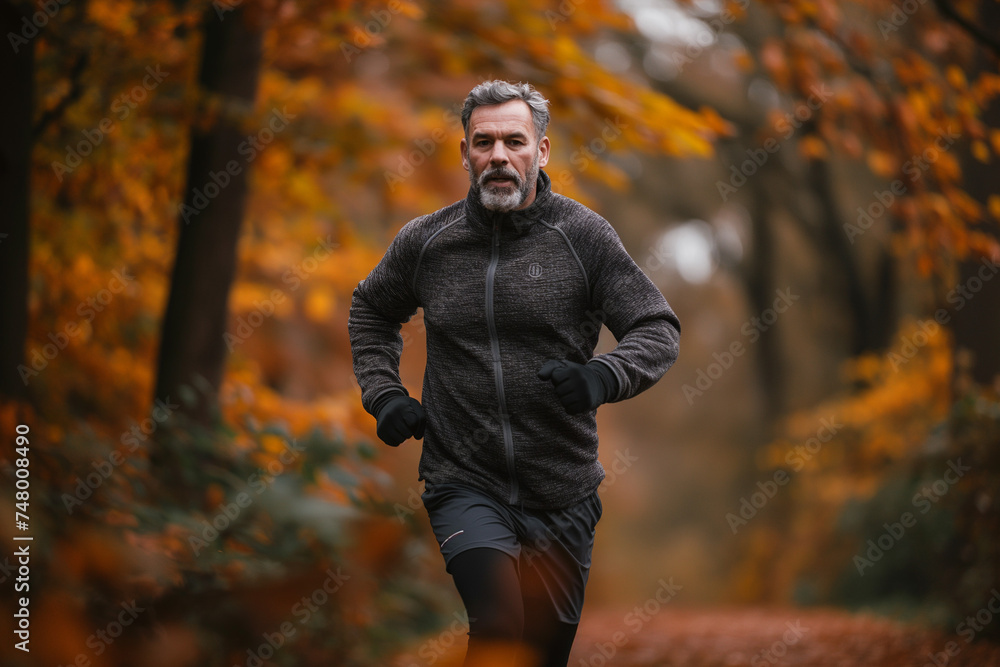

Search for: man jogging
xmin=348 ymin=80 xmax=680 ymax=666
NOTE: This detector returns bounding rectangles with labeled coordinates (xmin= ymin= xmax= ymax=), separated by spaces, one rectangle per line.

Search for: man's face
xmin=461 ymin=99 xmax=550 ymax=211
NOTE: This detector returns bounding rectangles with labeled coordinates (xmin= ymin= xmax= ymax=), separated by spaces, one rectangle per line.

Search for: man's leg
xmin=516 ymin=489 xmax=603 ymax=667
xmin=422 ymin=483 xmax=530 ymax=664
xmin=448 ymin=547 xmax=526 ymax=666
xmin=519 ymin=552 xmax=580 ymax=667
xmin=421 ymin=482 xmax=596 ymax=665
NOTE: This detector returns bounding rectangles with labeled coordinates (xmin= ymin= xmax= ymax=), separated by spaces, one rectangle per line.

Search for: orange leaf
xmin=988 ymin=195 xmax=1000 ymax=221
xmin=972 ymin=140 xmax=991 ymax=163
xmin=866 ymin=149 xmax=896 ymax=177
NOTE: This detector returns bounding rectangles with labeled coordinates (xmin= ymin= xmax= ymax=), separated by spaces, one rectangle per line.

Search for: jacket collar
xmin=464 ymin=169 xmax=554 ymax=234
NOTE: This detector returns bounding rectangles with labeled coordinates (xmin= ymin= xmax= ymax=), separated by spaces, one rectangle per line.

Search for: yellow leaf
xmin=304 ymin=287 xmax=335 ymax=323
xmin=801 ymin=136 xmax=828 ymax=160
xmin=259 ymin=434 xmax=288 ymax=457
xmin=395 ymin=0 xmax=425 ymax=19
xmin=73 ymin=254 xmax=96 ymax=280
xmin=229 ymin=283 xmax=274 ymax=314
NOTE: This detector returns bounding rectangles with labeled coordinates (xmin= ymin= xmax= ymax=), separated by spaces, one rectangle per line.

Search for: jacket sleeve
xmin=348 ymin=219 xmax=423 ymax=415
xmin=580 ymin=216 xmax=681 ymax=403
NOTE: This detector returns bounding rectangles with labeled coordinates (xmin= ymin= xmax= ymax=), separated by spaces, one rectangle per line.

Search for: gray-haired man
xmin=349 ymin=80 xmax=680 ymax=666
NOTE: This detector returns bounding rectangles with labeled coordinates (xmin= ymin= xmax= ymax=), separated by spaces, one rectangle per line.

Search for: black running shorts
xmin=420 ymin=480 xmax=603 ymax=624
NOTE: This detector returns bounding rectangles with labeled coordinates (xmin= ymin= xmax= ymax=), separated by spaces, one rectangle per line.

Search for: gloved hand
xmin=537 ymin=359 xmax=617 ymax=414
xmin=372 ymin=393 xmax=425 ymax=447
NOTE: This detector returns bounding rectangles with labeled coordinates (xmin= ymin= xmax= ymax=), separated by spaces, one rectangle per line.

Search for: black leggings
xmin=449 ymin=547 xmax=580 ymax=667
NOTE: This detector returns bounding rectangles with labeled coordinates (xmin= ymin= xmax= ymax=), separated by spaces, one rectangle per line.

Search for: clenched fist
xmin=537 ymin=359 xmax=617 ymax=414
xmin=373 ymin=394 xmax=426 ymax=446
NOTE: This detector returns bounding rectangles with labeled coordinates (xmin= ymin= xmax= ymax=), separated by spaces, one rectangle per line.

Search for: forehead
xmin=467 ymin=99 xmax=535 ymax=137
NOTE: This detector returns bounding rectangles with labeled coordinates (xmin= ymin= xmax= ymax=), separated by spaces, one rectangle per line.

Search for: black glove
xmin=537 ymin=359 xmax=617 ymax=414
xmin=371 ymin=392 xmax=425 ymax=447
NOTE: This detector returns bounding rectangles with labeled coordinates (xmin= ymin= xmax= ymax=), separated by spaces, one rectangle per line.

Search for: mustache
xmin=478 ymin=166 xmax=522 ymax=187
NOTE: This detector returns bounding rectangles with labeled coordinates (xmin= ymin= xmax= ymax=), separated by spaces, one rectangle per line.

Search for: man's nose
xmin=489 ymin=142 xmax=509 ymax=165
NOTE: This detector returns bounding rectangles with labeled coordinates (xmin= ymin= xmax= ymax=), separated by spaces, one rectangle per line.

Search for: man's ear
xmin=537 ymin=135 xmax=550 ymax=168
xmin=460 ymin=137 xmax=469 ymax=170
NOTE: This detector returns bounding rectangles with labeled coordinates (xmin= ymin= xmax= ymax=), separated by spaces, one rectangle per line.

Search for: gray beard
xmin=471 ymin=156 xmax=539 ymax=212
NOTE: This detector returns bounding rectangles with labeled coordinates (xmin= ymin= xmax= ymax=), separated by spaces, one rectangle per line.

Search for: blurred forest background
xmin=1 ymin=0 xmax=999 ymax=664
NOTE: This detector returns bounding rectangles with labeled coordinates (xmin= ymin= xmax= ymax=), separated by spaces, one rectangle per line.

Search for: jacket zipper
xmin=486 ymin=219 xmax=519 ymax=504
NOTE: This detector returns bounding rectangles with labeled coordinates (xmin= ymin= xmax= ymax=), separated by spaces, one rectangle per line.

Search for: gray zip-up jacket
xmin=348 ymin=170 xmax=680 ymax=509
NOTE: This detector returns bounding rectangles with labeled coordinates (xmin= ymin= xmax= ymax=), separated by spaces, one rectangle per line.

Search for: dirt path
xmin=391 ymin=605 xmax=1000 ymax=666
xmin=570 ymin=606 xmax=1000 ymax=666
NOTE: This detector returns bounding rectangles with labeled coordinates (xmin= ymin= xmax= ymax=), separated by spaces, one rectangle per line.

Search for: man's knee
xmin=451 ymin=548 xmax=524 ymax=640
xmin=470 ymin=607 xmax=523 ymax=640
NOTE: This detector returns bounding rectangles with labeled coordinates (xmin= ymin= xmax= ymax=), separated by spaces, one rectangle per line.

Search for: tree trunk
xmin=153 ymin=5 xmax=263 ymax=423
xmin=950 ymin=14 xmax=1000 ymax=386
xmin=0 ymin=1 xmax=34 ymax=403
xmin=746 ymin=171 xmax=782 ymax=419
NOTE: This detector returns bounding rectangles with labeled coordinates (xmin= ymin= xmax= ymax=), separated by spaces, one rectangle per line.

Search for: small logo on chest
xmin=528 ymin=262 xmax=543 ymax=278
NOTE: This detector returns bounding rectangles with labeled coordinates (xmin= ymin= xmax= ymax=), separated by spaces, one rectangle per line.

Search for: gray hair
xmin=461 ymin=80 xmax=550 ymax=143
